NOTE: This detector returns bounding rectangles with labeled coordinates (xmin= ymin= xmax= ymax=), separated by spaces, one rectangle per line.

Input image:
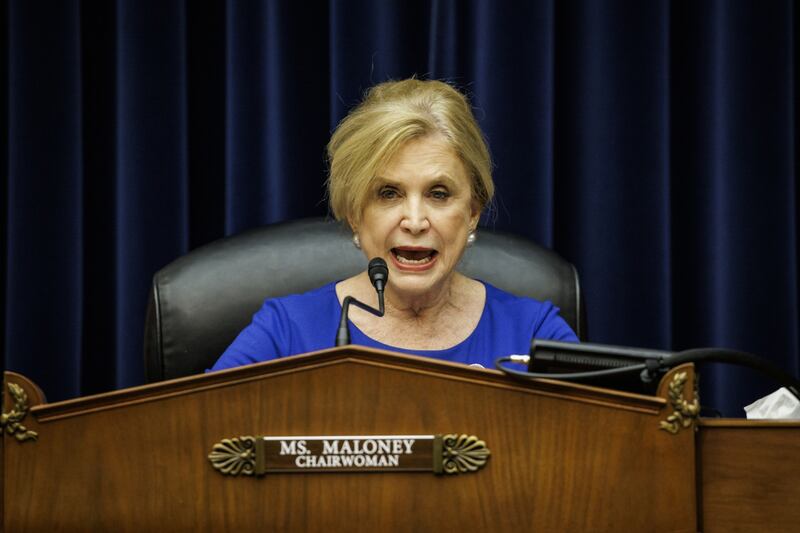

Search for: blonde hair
xmin=327 ymin=78 xmax=494 ymax=226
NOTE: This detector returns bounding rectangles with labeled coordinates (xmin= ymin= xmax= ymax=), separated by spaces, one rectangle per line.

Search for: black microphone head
xmin=368 ymin=257 xmax=388 ymax=290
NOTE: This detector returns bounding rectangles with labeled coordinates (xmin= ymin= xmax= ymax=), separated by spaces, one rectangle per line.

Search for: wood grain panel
xmin=698 ymin=420 xmax=800 ymax=533
xmin=4 ymin=347 xmax=696 ymax=532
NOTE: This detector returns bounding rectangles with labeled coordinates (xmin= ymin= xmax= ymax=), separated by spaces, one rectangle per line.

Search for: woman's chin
xmin=387 ymin=269 xmax=450 ymax=298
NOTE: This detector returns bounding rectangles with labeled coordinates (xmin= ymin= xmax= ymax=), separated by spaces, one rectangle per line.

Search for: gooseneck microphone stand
xmin=335 ymin=258 xmax=388 ymax=347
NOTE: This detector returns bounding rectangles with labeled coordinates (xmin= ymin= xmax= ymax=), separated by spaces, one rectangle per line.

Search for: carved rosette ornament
xmin=659 ymin=371 xmax=700 ymax=435
xmin=440 ymin=434 xmax=491 ymax=474
xmin=1 ymin=382 xmax=38 ymax=442
xmin=208 ymin=436 xmax=257 ymax=476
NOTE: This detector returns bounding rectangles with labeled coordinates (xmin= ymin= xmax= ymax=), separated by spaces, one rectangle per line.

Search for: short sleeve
xmin=209 ymin=299 xmax=292 ymax=371
xmin=532 ymin=302 xmax=579 ymax=343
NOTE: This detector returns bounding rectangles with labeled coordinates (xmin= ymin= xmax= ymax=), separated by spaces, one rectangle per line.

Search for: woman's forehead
xmin=377 ymin=136 xmax=467 ymax=181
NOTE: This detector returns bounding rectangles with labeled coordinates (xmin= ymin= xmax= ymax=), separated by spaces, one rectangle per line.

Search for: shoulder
xmin=482 ymin=281 xmax=546 ymax=311
xmin=481 ymin=281 xmax=578 ymax=342
xmin=257 ymin=282 xmax=342 ymax=333
xmin=210 ymin=282 xmax=340 ymax=371
xmin=481 ymin=281 xmax=552 ymax=322
xmin=270 ymin=282 xmax=339 ymax=313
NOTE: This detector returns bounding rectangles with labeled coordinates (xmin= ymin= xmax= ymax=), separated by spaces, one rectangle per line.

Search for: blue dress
xmin=210 ymin=280 xmax=578 ymax=371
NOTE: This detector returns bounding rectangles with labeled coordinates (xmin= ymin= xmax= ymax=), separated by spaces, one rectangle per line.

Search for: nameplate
xmin=208 ymin=434 xmax=490 ymax=476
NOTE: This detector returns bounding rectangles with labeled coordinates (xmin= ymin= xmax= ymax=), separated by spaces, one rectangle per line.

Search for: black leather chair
xmin=144 ymin=218 xmax=586 ymax=382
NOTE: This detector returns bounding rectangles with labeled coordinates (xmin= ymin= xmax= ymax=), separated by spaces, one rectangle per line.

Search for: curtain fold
xmin=115 ymin=0 xmax=189 ymax=388
xmin=469 ymin=1 xmax=556 ymax=246
xmin=670 ymin=0 xmax=799 ymax=409
xmin=4 ymin=0 xmax=798 ymax=416
xmin=7 ymin=0 xmax=84 ymax=394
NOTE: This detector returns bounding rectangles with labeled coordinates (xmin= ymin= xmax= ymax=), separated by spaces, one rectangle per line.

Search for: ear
xmin=469 ymin=201 xmax=481 ymax=230
xmin=347 ymin=215 xmax=358 ymax=234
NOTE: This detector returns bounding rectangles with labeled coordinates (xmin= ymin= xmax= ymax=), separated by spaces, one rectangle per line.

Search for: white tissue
xmin=744 ymin=388 xmax=800 ymax=420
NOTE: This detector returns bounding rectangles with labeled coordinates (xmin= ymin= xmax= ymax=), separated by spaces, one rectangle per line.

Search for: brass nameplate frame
xmin=208 ymin=434 xmax=490 ymax=476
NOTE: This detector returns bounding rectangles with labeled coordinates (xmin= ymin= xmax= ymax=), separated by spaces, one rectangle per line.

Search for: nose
xmin=399 ymin=197 xmax=430 ymax=234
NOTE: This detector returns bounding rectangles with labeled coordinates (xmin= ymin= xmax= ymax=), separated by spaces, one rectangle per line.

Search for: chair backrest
xmin=144 ymin=218 xmax=586 ymax=382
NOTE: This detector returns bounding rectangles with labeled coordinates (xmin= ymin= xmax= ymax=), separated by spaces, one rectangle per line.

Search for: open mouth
xmin=391 ymin=247 xmax=438 ymax=265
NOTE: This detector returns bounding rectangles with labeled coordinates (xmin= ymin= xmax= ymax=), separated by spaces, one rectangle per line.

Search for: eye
xmin=430 ymin=188 xmax=451 ymax=201
xmin=378 ymin=186 xmax=399 ymax=200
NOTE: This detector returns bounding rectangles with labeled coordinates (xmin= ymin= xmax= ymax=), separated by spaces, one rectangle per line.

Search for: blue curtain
xmin=4 ymin=0 xmax=798 ymax=416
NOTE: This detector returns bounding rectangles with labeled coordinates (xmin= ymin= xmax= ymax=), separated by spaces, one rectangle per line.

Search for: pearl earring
xmin=466 ymin=230 xmax=476 ymax=246
xmin=352 ymin=233 xmax=361 ymax=249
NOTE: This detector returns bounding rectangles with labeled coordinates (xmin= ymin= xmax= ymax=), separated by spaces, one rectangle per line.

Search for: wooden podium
xmin=2 ymin=346 xmax=799 ymax=531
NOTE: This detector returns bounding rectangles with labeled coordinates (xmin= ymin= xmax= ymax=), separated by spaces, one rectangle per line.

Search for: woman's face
xmin=353 ymin=134 xmax=480 ymax=298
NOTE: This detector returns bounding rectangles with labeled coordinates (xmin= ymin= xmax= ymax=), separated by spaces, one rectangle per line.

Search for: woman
xmin=211 ymin=78 xmax=577 ymax=371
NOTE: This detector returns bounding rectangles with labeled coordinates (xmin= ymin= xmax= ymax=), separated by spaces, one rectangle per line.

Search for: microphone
xmin=335 ymin=258 xmax=388 ymax=347
xmin=368 ymin=257 xmax=388 ymax=292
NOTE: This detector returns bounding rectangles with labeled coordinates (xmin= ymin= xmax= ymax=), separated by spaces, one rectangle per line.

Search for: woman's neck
xmin=337 ymin=271 xmax=477 ymax=325
xmin=384 ymin=276 xmax=457 ymax=320
xmin=336 ymin=271 xmax=486 ymax=351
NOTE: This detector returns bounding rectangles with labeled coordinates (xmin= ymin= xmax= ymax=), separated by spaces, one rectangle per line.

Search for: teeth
xmin=395 ymin=254 xmax=433 ymax=265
